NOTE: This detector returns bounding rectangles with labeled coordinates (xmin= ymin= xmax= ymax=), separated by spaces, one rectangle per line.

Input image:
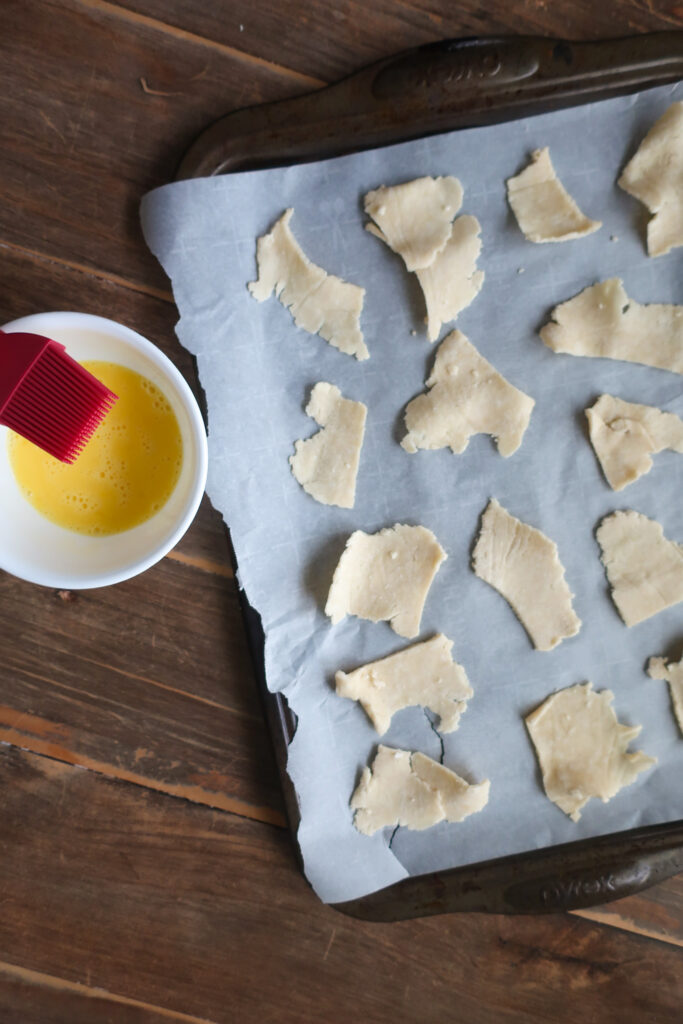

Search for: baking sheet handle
xmin=333 ymin=821 xmax=683 ymax=920
xmin=177 ymin=33 xmax=683 ymax=178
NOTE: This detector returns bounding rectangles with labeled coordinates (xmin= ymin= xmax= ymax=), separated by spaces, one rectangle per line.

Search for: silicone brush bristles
xmin=1 ymin=343 xmax=117 ymax=463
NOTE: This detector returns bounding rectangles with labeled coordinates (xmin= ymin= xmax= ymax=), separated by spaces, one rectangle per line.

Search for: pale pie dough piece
xmin=618 ymin=101 xmax=683 ymax=257
xmin=289 ymin=383 xmax=367 ymax=508
xmin=540 ymin=279 xmax=683 ymax=375
xmin=526 ymin=682 xmax=656 ymax=822
xmin=325 ymin=524 xmax=446 ymax=639
xmin=647 ymin=653 xmax=683 ymax=735
xmin=335 ymin=633 xmax=473 ymax=734
xmin=363 ymin=176 xmax=463 ymax=271
xmin=596 ymin=510 xmax=683 ymax=627
xmin=506 ymin=147 xmax=601 ymax=242
xmin=472 ymin=499 xmax=581 ymax=651
xmin=351 ymin=745 xmax=490 ymax=835
xmin=248 ymin=208 xmax=368 ymax=360
xmin=586 ymin=394 xmax=683 ymax=491
xmin=415 ymin=215 xmax=485 ymax=342
xmin=401 ymin=330 xmax=535 ymax=457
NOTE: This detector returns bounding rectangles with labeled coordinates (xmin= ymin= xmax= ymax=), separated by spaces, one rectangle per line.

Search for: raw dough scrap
xmin=335 ymin=633 xmax=473 ymax=734
xmin=596 ymin=510 xmax=683 ymax=627
xmin=586 ymin=394 xmax=683 ymax=491
xmin=415 ymin=215 xmax=485 ymax=342
xmin=526 ymin=682 xmax=656 ymax=822
xmin=325 ymin=524 xmax=447 ymax=639
xmin=364 ymin=177 xmax=485 ymax=341
xmin=290 ymin=383 xmax=367 ymax=508
xmin=351 ymin=744 xmax=490 ymax=835
xmin=618 ymin=101 xmax=683 ymax=257
xmin=540 ymin=279 xmax=683 ymax=375
xmin=363 ymin=176 xmax=463 ymax=271
xmin=472 ymin=499 xmax=581 ymax=652
xmin=401 ymin=330 xmax=535 ymax=457
xmin=647 ymin=653 xmax=683 ymax=734
xmin=248 ymin=208 xmax=368 ymax=360
xmin=506 ymin=147 xmax=602 ymax=243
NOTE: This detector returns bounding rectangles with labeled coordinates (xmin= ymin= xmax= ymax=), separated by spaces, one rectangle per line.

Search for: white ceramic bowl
xmin=0 ymin=312 xmax=208 ymax=589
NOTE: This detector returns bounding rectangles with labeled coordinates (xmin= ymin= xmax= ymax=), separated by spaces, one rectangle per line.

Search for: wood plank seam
xmin=165 ymin=549 xmax=234 ymax=578
xmin=0 ymin=240 xmax=174 ymax=304
xmin=71 ymin=0 xmax=326 ymax=87
xmin=574 ymin=907 xmax=683 ymax=948
xmin=2 ymin=644 xmax=257 ymax=720
xmin=0 ymin=958 xmax=220 ymax=1024
xmin=0 ymin=724 xmax=287 ymax=828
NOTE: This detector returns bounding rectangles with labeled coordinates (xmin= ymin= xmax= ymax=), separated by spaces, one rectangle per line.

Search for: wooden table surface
xmin=1 ymin=2 xmax=682 ymax=1021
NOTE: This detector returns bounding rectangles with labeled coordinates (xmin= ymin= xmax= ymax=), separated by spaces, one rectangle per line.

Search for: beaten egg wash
xmin=8 ymin=361 xmax=183 ymax=536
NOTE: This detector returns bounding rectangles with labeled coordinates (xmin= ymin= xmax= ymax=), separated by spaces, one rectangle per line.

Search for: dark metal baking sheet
xmin=179 ymin=33 xmax=683 ymax=918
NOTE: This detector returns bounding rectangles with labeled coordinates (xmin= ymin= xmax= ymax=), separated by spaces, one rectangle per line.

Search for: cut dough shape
xmin=415 ymin=215 xmax=485 ymax=342
xmin=540 ymin=279 xmax=683 ymax=375
xmin=351 ymin=744 xmax=490 ymax=835
xmin=402 ymin=330 xmax=534 ymax=457
xmin=526 ymin=682 xmax=656 ymax=822
xmin=472 ymin=499 xmax=581 ymax=652
xmin=248 ymin=208 xmax=368 ymax=360
xmin=647 ymin=653 xmax=683 ymax=734
xmin=363 ymin=176 xmax=464 ymax=271
xmin=507 ymin=147 xmax=602 ymax=242
xmin=618 ymin=101 xmax=683 ymax=257
xmin=365 ymin=177 xmax=484 ymax=341
xmin=325 ymin=524 xmax=446 ymax=639
xmin=335 ymin=633 xmax=473 ymax=734
xmin=586 ymin=394 xmax=683 ymax=491
xmin=290 ymin=383 xmax=367 ymax=508
xmin=596 ymin=510 xmax=683 ymax=627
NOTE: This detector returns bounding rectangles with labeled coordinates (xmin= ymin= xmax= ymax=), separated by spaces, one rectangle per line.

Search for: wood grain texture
xmin=0 ymin=555 xmax=283 ymax=823
xmin=1 ymin=747 xmax=681 ymax=1024
xmin=0 ymin=962 xmax=215 ymax=1024
xmin=0 ymin=0 xmax=317 ymax=293
xmin=118 ymin=0 xmax=683 ymax=81
xmin=1 ymin=1 xmax=682 ymax=1017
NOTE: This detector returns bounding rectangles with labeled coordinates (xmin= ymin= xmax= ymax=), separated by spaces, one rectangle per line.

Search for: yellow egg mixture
xmin=8 ymin=361 xmax=183 ymax=536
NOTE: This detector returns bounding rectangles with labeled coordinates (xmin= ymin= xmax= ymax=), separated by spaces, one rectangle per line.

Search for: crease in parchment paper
xmin=141 ymin=83 xmax=682 ymax=904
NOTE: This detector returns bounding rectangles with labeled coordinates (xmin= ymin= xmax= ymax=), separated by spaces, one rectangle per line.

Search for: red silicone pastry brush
xmin=0 ymin=329 xmax=118 ymax=463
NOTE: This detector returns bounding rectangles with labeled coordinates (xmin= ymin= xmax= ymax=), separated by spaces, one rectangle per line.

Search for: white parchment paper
xmin=141 ymin=83 xmax=683 ymax=903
